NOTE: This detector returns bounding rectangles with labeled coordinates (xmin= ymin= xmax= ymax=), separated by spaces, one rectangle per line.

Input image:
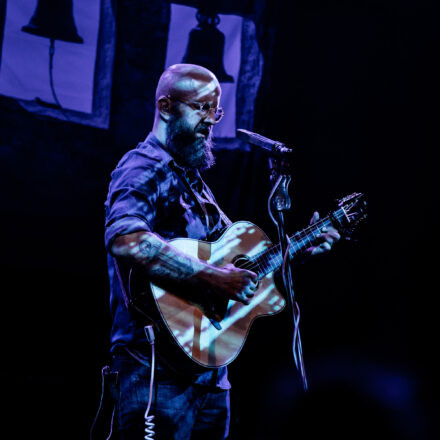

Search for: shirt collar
xmin=142 ymin=133 xmax=174 ymax=164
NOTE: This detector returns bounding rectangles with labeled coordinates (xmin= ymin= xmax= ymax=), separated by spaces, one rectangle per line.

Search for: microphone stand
xmin=268 ymin=157 xmax=308 ymax=391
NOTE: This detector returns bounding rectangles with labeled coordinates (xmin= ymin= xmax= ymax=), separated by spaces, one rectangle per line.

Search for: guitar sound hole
xmin=232 ymin=254 xmax=251 ymax=268
xmin=232 ymin=255 xmax=260 ymax=287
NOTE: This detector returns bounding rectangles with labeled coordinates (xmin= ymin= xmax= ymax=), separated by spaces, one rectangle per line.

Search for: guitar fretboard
xmin=239 ymin=209 xmax=346 ymax=278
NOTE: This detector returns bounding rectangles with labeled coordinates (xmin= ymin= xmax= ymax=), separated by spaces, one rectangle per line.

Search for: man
xmin=104 ymin=63 xmax=340 ymax=439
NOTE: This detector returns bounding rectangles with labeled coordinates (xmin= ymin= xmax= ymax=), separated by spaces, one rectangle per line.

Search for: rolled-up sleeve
xmin=104 ymin=151 xmax=162 ymax=251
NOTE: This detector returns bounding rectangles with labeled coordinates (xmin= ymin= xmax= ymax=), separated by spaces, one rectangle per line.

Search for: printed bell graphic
xmin=22 ymin=0 xmax=83 ymax=44
xmin=182 ymin=12 xmax=233 ymax=83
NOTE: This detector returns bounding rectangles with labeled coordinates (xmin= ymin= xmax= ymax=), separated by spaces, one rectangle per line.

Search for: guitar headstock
xmin=332 ymin=192 xmax=367 ymax=239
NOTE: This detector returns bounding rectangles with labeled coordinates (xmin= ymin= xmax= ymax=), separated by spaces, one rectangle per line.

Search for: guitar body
xmin=150 ymin=221 xmax=286 ymax=368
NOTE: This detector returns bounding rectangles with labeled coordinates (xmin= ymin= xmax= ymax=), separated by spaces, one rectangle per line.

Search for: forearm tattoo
xmin=138 ymin=238 xmax=162 ymax=261
xmin=136 ymin=235 xmax=200 ymax=282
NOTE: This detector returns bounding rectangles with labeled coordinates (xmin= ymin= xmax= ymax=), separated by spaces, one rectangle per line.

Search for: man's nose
xmin=203 ymin=109 xmax=217 ymax=125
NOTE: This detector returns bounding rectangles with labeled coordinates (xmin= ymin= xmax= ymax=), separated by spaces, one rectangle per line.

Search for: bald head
xmin=155 ymin=64 xmax=221 ymax=102
xmin=152 ymin=64 xmax=220 ymax=170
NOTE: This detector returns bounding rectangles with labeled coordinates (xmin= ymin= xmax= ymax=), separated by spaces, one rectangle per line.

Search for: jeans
xmin=111 ymin=353 xmax=230 ymax=440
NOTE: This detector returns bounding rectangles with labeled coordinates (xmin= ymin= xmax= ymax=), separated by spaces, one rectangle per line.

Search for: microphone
xmin=236 ymin=129 xmax=293 ymax=159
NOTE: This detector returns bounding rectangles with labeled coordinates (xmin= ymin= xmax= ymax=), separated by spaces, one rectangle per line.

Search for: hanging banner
xmin=0 ymin=0 xmax=115 ymax=128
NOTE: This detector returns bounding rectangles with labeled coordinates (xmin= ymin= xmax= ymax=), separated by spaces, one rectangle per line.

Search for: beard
xmin=165 ymin=115 xmax=215 ymax=170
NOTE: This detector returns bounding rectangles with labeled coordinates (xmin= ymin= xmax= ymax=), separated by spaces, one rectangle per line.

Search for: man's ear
xmin=157 ymin=96 xmax=172 ymax=121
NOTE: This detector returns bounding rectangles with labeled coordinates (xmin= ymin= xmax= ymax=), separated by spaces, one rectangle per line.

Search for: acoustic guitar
xmin=130 ymin=193 xmax=367 ymax=369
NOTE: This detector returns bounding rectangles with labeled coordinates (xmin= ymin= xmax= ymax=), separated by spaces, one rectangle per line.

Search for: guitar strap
xmin=169 ymin=160 xmax=232 ymax=232
xmin=113 ymin=256 xmax=131 ymax=308
xmin=202 ymin=186 xmax=232 ymax=228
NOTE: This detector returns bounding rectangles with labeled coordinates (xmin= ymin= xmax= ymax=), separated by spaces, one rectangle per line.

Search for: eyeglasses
xmin=169 ymin=97 xmax=225 ymax=123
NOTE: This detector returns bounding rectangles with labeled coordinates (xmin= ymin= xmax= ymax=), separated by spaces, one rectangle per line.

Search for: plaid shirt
xmin=104 ymin=133 xmax=231 ymax=388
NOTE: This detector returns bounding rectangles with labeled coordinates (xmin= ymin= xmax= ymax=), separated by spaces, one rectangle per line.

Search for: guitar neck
xmin=247 ymin=208 xmax=346 ymax=278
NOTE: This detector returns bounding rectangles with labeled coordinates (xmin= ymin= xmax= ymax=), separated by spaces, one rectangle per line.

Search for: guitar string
xmin=237 ymin=217 xmax=330 ymax=273
xmin=239 ymin=216 xmax=332 ymax=271
xmin=239 ymin=198 xmax=362 ymax=273
xmin=237 ymin=211 xmax=344 ymax=275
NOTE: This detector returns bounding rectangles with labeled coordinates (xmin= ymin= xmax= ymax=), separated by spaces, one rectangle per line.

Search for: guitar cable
xmin=144 ymin=325 xmax=156 ymax=439
xmin=113 ymin=260 xmax=157 ymax=437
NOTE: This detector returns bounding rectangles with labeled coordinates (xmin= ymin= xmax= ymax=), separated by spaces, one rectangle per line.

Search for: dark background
xmin=0 ymin=0 xmax=436 ymax=438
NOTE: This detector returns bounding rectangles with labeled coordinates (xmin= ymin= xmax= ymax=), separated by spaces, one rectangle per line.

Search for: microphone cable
xmin=268 ymin=174 xmax=308 ymax=391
